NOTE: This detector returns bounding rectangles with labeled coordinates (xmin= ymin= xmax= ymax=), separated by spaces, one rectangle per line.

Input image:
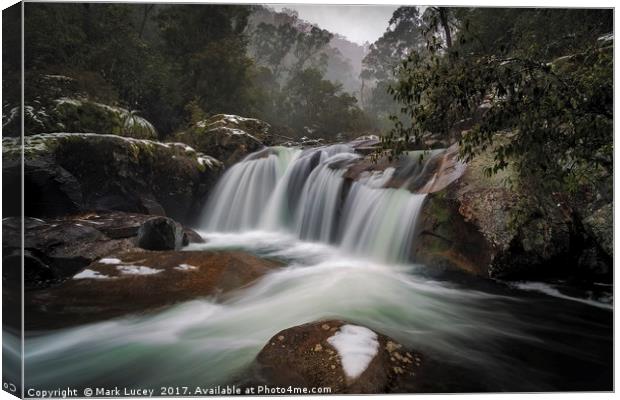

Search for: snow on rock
xmin=98 ymin=257 xmax=122 ymax=265
xmin=74 ymin=269 xmax=113 ymax=280
xmin=174 ymin=264 xmax=198 ymax=271
xmin=327 ymin=324 xmax=379 ymax=380
xmin=116 ymin=265 xmax=163 ymax=275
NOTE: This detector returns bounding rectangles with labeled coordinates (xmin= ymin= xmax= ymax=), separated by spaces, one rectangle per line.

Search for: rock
xmin=411 ymin=142 xmax=573 ymax=279
xmin=3 ymin=74 xmax=158 ymax=139
xmin=2 ymin=133 xmax=222 ymax=222
xmin=172 ymin=114 xmax=267 ymax=166
xmin=583 ymin=203 xmax=613 ymax=258
xmin=24 ymin=250 xmax=281 ymax=330
xmin=2 ymin=212 xmax=203 ymax=289
xmin=137 ymin=217 xmax=184 ymax=251
xmin=249 ymin=320 xmax=423 ymax=394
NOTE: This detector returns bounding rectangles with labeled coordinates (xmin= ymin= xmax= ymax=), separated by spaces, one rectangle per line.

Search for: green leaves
xmin=387 ymin=7 xmax=612 ymax=207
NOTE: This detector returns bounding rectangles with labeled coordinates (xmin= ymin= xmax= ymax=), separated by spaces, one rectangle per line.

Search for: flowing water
xmin=20 ymin=145 xmax=612 ymax=392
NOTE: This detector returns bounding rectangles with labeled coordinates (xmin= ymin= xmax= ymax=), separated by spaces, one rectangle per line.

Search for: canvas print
xmin=1 ymin=2 xmax=613 ymax=397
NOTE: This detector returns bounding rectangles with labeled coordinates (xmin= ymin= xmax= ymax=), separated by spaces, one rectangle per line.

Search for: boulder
xmin=137 ymin=217 xmax=184 ymax=251
xmin=411 ymin=143 xmax=574 ymax=280
xmin=2 ymin=212 xmax=203 ymax=289
xmin=3 ymin=73 xmax=157 ymax=139
xmin=173 ymin=114 xmax=267 ymax=166
xmin=2 ymin=133 xmax=222 ymax=222
xmin=249 ymin=320 xmax=423 ymax=394
xmin=24 ymin=250 xmax=281 ymax=330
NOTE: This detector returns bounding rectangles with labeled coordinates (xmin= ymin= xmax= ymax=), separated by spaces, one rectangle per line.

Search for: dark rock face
xmin=2 ymin=134 xmax=222 ymax=223
xmin=172 ymin=114 xmax=267 ymax=166
xmin=250 ymin=320 xmax=423 ymax=394
xmin=2 ymin=212 xmax=204 ymax=290
xmin=411 ymin=145 xmax=577 ymax=280
xmin=137 ymin=217 xmax=183 ymax=251
xmin=24 ymin=250 xmax=281 ymax=330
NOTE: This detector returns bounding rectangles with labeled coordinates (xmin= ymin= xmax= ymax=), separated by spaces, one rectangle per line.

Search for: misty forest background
xmin=2 ymin=4 xmax=613 ymax=212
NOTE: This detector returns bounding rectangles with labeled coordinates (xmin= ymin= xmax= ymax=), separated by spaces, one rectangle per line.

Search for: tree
xmin=282 ymin=68 xmax=371 ymax=138
xmin=253 ymin=22 xmax=298 ymax=78
xmin=292 ymin=26 xmax=333 ymax=73
xmin=362 ymin=6 xmax=426 ymax=82
xmin=388 ymin=8 xmax=612 ymax=202
xmin=156 ymin=5 xmax=257 ymax=119
xmin=360 ymin=6 xmax=426 ymax=129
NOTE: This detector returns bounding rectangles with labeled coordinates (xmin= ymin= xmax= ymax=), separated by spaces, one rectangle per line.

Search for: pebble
xmin=386 ymin=341 xmax=401 ymax=353
xmin=278 ymin=335 xmax=285 ymax=341
xmin=314 ymin=344 xmax=323 ymax=352
xmin=321 ymin=324 xmax=330 ymax=330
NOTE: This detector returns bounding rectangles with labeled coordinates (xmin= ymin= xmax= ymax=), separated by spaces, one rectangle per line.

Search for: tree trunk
xmin=438 ymin=8 xmax=452 ymax=49
xmin=139 ymin=5 xmax=155 ymax=39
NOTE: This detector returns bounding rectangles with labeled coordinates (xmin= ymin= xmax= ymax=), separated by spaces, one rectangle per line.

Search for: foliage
xmin=362 ymin=7 xmax=426 ymax=82
xmin=387 ymin=8 xmax=612 ymax=203
xmin=281 ymin=68 xmax=372 ymax=137
xmin=360 ymin=6 xmax=426 ymax=127
xmin=21 ymin=3 xmax=371 ymax=141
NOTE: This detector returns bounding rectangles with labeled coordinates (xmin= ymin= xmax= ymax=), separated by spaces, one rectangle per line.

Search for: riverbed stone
xmin=2 ymin=212 xmax=204 ymax=289
xmin=137 ymin=217 xmax=184 ymax=251
xmin=249 ymin=320 xmax=423 ymax=394
xmin=24 ymin=250 xmax=282 ymax=330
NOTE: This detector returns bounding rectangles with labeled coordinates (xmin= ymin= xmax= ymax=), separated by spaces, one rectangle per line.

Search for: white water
xmin=201 ymin=144 xmax=427 ymax=263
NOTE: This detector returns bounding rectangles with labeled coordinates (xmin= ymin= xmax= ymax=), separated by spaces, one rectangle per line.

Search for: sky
xmin=271 ymin=4 xmax=400 ymax=45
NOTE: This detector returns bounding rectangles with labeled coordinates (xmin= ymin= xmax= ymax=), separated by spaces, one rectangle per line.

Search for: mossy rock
xmin=3 ymin=134 xmax=222 ymax=223
xmin=412 ymin=141 xmax=574 ymax=280
xmin=172 ymin=114 xmax=268 ymax=166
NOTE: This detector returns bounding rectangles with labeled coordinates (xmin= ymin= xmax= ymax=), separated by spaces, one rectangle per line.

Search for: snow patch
xmin=98 ymin=258 xmax=122 ymax=265
xmin=174 ymin=264 xmax=198 ymax=271
xmin=116 ymin=265 xmax=163 ymax=276
xmin=327 ymin=324 xmax=379 ymax=380
xmin=74 ymin=269 xmax=112 ymax=280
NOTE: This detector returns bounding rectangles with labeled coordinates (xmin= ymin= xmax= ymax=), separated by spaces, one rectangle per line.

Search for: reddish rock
xmin=25 ymin=250 xmax=281 ymax=331
xmin=251 ymin=320 xmax=423 ymax=394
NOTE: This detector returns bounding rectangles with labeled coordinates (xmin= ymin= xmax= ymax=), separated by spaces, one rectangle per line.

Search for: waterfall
xmin=201 ymin=147 xmax=299 ymax=231
xmin=200 ymin=144 xmax=428 ymax=263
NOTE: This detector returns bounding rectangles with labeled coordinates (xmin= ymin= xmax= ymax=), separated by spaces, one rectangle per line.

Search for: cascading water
xmin=201 ymin=146 xmax=299 ymax=231
xmin=201 ymin=144 xmax=427 ymax=263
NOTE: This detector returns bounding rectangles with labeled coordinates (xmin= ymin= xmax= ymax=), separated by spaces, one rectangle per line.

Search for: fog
xmin=272 ymin=4 xmax=399 ymax=44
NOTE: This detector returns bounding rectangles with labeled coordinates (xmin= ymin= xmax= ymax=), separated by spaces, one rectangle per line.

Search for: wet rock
xmin=249 ymin=320 xmax=423 ymax=394
xmin=343 ymin=144 xmax=466 ymax=195
xmin=137 ymin=217 xmax=184 ymax=251
xmin=2 ymin=212 xmax=203 ymax=289
xmin=412 ymin=143 xmax=573 ymax=279
xmin=2 ymin=134 xmax=222 ymax=222
xmin=24 ymin=250 xmax=282 ymax=330
xmin=172 ymin=114 xmax=267 ymax=166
